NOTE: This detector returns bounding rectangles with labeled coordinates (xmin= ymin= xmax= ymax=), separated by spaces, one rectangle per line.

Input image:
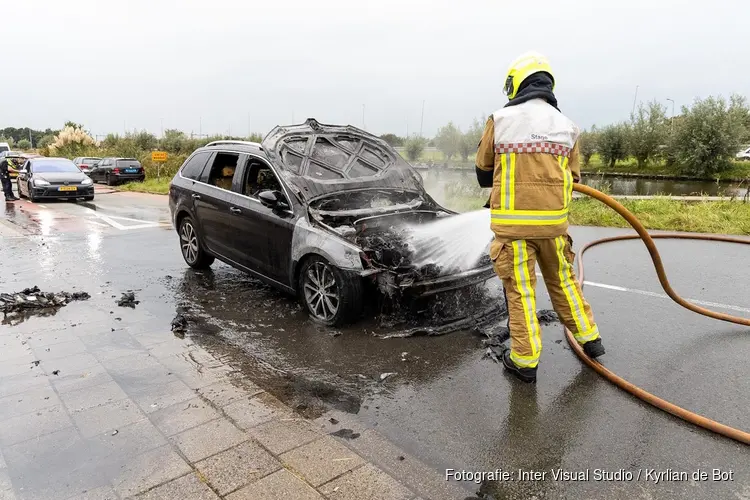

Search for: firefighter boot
xmin=582 ymin=338 xmax=605 ymax=359
xmin=501 ymin=348 xmax=537 ymax=383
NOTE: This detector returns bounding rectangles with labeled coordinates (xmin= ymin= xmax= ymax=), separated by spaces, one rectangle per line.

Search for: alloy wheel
xmin=303 ymin=262 xmax=340 ymax=321
xmin=180 ymin=221 xmax=199 ymax=264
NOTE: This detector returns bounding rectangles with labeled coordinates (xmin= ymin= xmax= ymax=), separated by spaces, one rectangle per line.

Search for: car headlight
xmin=33 ymin=179 xmax=50 ymax=186
xmin=81 ymin=178 xmax=93 ymax=185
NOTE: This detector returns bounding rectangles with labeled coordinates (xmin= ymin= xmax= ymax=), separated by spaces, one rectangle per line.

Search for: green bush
xmin=16 ymin=139 xmax=31 ymax=150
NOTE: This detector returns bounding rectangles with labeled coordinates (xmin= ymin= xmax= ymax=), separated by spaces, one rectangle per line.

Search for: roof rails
xmin=205 ymin=140 xmax=262 ymax=148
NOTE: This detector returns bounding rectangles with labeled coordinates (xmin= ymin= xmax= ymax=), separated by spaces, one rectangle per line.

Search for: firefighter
xmin=476 ymin=51 xmax=605 ymax=383
xmin=0 ymin=156 xmax=19 ymax=201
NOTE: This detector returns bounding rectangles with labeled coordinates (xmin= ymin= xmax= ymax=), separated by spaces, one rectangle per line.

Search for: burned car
xmin=168 ymin=119 xmax=495 ymax=326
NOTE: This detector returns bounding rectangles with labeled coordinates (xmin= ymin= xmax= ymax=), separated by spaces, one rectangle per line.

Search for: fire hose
xmin=569 ymin=183 xmax=750 ymax=445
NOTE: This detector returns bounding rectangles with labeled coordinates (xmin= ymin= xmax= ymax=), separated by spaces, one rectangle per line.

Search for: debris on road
xmin=379 ymin=372 xmax=397 ymax=382
xmin=0 ymin=286 xmax=90 ymax=314
xmin=116 ymin=292 xmax=140 ymax=308
xmin=51 ymin=370 xmax=60 ymax=375
xmin=536 ymin=309 xmax=559 ymax=325
xmin=330 ymin=428 xmax=361 ymax=440
xmin=111 ymin=430 xmax=119 ymax=436
xmin=329 ymin=418 xmax=339 ymax=425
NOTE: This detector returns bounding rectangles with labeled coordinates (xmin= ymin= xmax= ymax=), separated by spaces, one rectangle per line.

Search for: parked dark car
xmin=89 ymin=157 xmax=145 ymax=185
xmin=168 ymin=119 xmax=495 ymax=326
xmin=72 ymin=156 xmax=102 ymax=175
xmin=16 ymin=157 xmax=95 ymax=202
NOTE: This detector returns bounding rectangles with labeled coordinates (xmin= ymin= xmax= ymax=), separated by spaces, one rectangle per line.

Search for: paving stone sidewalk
xmin=0 ymin=312 xmax=467 ymax=500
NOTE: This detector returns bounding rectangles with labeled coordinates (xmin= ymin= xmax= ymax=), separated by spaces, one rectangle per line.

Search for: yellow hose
xmin=569 ymin=183 xmax=750 ymax=445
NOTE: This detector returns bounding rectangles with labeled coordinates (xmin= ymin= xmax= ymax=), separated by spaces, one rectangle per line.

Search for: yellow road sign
xmin=151 ymin=151 xmax=168 ymax=162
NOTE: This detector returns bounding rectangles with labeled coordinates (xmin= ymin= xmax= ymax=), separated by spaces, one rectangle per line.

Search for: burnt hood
xmin=261 ymin=118 xmax=426 ymax=201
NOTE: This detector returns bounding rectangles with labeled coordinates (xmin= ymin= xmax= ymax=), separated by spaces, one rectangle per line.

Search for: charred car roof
xmin=260 ymin=119 xmax=425 ymax=201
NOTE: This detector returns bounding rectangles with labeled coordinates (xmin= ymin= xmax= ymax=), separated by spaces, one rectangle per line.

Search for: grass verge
xmin=117 ymin=178 xmax=171 ymax=195
xmin=443 ymin=192 xmax=750 ymax=235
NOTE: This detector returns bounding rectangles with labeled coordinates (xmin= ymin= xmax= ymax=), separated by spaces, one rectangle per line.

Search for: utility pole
xmin=419 ymin=100 xmax=425 ymax=137
xmin=160 ymin=118 xmax=164 ymax=138
xmin=666 ymin=98 xmax=675 ymax=132
xmin=631 ymin=85 xmax=639 ymax=116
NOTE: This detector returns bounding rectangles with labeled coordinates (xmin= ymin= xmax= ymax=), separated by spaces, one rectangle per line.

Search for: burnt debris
xmin=0 ymin=286 xmax=90 ymax=314
xmin=116 ymin=292 xmax=140 ymax=308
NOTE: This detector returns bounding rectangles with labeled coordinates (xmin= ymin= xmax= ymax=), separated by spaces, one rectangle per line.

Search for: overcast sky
xmin=3 ymin=0 xmax=748 ymax=139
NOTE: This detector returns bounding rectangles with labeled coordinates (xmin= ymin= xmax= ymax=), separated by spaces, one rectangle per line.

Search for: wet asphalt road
xmin=1 ymin=191 xmax=749 ymax=500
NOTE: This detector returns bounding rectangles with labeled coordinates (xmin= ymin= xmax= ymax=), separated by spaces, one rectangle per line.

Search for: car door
xmin=17 ymin=161 xmax=30 ymax=195
xmin=228 ymin=155 xmax=296 ymax=287
xmin=91 ymin=158 xmax=107 ymax=181
xmin=191 ymin=151 xmax=238 ymax=259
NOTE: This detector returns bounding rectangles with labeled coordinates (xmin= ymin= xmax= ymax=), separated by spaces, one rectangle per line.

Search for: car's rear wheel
xmin=106 ymin=174 xmax=115 ymax=186
xmin=179 ymin=216 xmax=214 ymax=269
xmin=299 ymin=256 xmax=363 ymax=326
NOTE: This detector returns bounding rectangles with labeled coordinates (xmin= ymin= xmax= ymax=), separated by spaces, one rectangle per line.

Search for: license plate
xmin=58 ymin=186 xmax=77 ymax=191
xmin=125 ymin=168 xmax=138 ymax=173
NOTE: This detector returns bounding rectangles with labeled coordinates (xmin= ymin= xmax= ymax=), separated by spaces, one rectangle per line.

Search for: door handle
xmin=191 ymin=194 xmax=201 ymax=200
xmin=229 ymin=207 xmax=241 ymax=214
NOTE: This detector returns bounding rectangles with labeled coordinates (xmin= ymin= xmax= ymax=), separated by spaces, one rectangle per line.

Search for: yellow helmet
xmin=504 ymin=51 xmax=555 ymax=100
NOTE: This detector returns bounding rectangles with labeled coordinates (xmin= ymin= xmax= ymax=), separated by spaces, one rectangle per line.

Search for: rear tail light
xmin=113 ymin=168 xmax=120 ymax=174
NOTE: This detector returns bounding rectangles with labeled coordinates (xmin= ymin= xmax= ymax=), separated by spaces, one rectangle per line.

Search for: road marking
xmin=534 ymin=272 xmax=750 ymax=314
xmin=92 ymin=213 xmax=165 ymax=231
xmin=583 ymin=279 xmax=750 ymax=314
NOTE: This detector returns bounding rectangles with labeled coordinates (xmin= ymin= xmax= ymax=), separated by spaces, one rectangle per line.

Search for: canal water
xmin=417 ymin=169 xmax=747 ymax=197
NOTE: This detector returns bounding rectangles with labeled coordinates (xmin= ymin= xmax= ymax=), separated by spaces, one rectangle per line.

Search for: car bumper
xmin=372 ymin=264 xmax=497 ymax=297
xmin=31 ymin=186 xmax=95 ymax=198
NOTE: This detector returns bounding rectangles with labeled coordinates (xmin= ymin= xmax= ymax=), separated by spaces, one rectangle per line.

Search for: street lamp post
xmin=666 ymin=98 xmax=675 ymax=131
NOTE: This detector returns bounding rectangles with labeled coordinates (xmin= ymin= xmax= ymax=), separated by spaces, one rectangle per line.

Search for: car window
xmin=206 ymin=152 xmax=239 ymax=191
xmin=180 ymin=152 xmax=211 ymax=181
xmin=243 ymin=159 xmax=282 ymax=198
xmin=116 ymin=160 xmax=141 ymax=168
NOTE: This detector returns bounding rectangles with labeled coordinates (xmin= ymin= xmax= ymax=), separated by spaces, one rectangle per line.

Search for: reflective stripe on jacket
xmin=476 ymin=98 xmax=582 ymax=240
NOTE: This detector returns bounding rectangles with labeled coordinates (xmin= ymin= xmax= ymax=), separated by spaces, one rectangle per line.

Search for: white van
xmin=0 ymin=142 xmax=10 ymax=155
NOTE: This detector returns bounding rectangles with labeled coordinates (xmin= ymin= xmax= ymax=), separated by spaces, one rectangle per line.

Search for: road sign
xmin=151 ymin=151 xmax=168 ymax=162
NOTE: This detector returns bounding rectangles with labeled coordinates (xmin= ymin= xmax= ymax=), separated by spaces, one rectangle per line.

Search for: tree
xmin=17 ymin=139 xmax=31 ymax=150
xmin=379 ymin=133 xmax=404 ymax=147
xmin=64 ymin=121 xmax=85 ymax=131
xmin=434 ymin=122 xmax=462 ymax=160
xmin=160 ymin=129 xmax=188 ymax=153
xmin=670 ymin=94 xmax=749 ymax=177
xmin=458 ymin=118 xmax=485 ymax=161
xmin=598 ymin=123 xmax=629 ymax=168
xmin=131 ymin=130 xmax=158 ymax=151
xmin=628 ymin=101 xmax=668 ymax=168
xmin=578 ymin=126 xmax=600 ymax=166
xmin=404 ymin=135 xmax=427 ymax=161
xmin=38 ymin=134 xmax=55 ymax=149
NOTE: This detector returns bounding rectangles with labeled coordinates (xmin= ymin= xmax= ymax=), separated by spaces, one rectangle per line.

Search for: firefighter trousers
xmin=490 ymin=234 xmax=600 ymax=369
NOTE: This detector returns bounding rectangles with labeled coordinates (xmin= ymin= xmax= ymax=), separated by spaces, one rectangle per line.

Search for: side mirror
xmin=258 ymin=190 xmax=279 ymax=208
xmin=258 ymin=190 xmax=289 ymax=210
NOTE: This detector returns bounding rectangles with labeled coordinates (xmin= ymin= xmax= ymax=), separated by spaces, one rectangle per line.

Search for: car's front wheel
xmin=179 ymin=216 xmax=214 ymax=269
xmin=28 ymin=182 xmax=37 ymax=202
xmin=17 ymin=180 xmax=25 ymax=198
xmin=299 ymin=256 xmax=363 ymax=326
